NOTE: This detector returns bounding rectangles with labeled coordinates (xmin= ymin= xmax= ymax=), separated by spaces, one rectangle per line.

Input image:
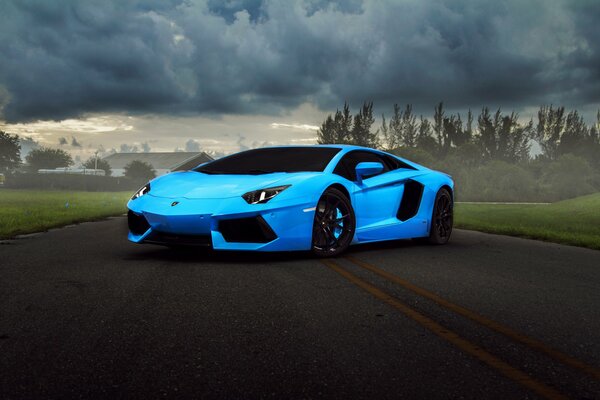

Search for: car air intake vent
xmin=145 ymin=232 xmax=211 ymax=247
xmin=218 ymin=216 xmax=277 ymax=243
xmin=128 ymin=211 xmax=150 ymax=235
xmin=397 ymin=180 xmax=424 ymax=221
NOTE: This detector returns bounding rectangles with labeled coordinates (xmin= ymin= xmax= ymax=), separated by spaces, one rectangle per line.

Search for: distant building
xmin=103 ymin=152 xmax=213 ymax=177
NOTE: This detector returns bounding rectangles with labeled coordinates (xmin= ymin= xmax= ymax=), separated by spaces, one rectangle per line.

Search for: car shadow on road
xmin=124 ymin=245 xmax=313 ymax=264
xmin=123 ymin=238 xmax=425 ymax=264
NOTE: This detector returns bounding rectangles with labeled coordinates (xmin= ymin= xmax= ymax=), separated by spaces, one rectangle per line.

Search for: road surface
xmin=1 ymin=217 xmax=599 ymax=399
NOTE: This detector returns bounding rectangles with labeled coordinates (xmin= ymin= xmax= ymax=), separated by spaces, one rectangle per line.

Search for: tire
xmin=427 ymin=188 xmax=453 ymax=245
xmin=311 ymin=188 xmax=355 ymax=257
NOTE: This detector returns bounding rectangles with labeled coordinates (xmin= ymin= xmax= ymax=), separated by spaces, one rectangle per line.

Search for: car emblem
xmin=171 ymin=201 xmax=179 ymax=206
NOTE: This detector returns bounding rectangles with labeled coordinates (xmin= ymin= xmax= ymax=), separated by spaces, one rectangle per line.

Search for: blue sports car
xmin=127 ymin=145 xmax=454 ymax=256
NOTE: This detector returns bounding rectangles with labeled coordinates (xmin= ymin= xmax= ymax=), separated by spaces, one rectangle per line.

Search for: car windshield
xmin=195 ymin=147 xmax=342 ymax=174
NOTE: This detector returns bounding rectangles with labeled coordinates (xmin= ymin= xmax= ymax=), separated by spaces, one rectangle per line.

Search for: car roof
xmin=255 ymin=144 xmax=382 ymax=152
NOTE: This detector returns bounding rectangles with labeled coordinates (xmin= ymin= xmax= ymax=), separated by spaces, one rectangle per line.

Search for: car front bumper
xmin=127 ymin=194 xmax=316 ymax=251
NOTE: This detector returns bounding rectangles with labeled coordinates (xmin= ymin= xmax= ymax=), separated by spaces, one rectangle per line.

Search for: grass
xmin=455 ymin=192 xmax=600 ymax=250
xmin=0 ymin=189 xmax=131 ymax=239
xmin=1 ymin=189 xmax=599 ymax=251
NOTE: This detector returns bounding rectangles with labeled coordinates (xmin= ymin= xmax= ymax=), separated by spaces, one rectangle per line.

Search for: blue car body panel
xmin=127 ymin=145 xmax=453 ymax=251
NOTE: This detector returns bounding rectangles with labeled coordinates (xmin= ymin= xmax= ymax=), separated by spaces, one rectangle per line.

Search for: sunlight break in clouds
xmin=1 ymin=116 xmax=133 ymax=138
xmin=270 ymin=123 xmax=319 ymax=131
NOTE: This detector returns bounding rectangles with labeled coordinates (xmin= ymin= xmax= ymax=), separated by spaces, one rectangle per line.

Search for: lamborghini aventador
xmin=127 ymin=145 xmax=454 ymax=256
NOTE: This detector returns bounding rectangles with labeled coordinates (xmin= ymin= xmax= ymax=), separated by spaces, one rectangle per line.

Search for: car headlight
xmin=242 ymin=185 xmax=290 ymax=204
xmin=131 ymin=183 xmax=150 ymax=200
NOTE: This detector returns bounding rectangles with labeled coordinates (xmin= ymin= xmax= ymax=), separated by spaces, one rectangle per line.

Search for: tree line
xmin=317 ymin=102 xmax=600 ymax=201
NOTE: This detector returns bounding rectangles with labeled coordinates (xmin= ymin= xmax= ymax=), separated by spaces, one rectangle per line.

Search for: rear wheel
xmin=311 ymin=188 xmax=355 ymax=257
xmin=428 ymin=188 xmax=453 ymax=244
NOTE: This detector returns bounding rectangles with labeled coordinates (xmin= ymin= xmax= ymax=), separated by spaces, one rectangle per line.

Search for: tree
xmin=503 ymin=113 xmax=532 ymax=163
xmin=441 ymin=114 xmax=462 ymax=154
xmin=380 ymin=113 xmax=389 ymax=148
xmin=317 ymin=114 xmax=336 ymax=144
xmin=351 ymin=101 xmax=380 ymax=147
xmin=0 ymin=131 xmax=21 ymax=173
xmin=124 ymin=160 xmax=156 ymax=181
xmin=432 ymin=102 xmax=468 ymax=155
xmin=381 ymin=103 xmax=419 ymax=148
xmin=465 ymin=109 xmax=474 ymax=143
xmin=399 ymin=104 xmax=418 ymax=147
xmin=594 ymin=109 xmax=600 ymax=138
xmin=476 ymin=108 xmax=532 ymax=163
xmin=25 ymin=147 xmax=73 ymax=171
xmin=82 ymin=156 xmax=112 ymax=176
xmin=450 ymin=111 xmax=472 ymax=147
xmin=476 ymin=107 xmax=497 ymax=160
xmin=333 ymin=102 xmax=353 ymax=143
xmin=534 ymin=105 xmax=565 ymax=160
xmin=383 ymin=105 xmax=422 ymax=149
xmin=317 ymin=102 xmax=353 ymax=144
xmin=382 ymin=103 xmax=402 ymax=149
xmin=433 ymin=102 xmax=445 ymax=151
xmin=587 ymin=110 xmax=600 ymax=170
xmin=416 ymin=116 xmax=437 ymax=154
xmin=557 ymin=110 xmax=590 ymax=157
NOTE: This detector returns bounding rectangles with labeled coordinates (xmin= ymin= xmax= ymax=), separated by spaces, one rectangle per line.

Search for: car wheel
xmin=428 ymin=188 xmax=453 ymax=244
xmin=311 ymin=188 xmax=355 ymax=257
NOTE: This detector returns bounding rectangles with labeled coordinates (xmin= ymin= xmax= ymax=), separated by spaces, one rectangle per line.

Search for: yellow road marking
xmin=321 ymin=259 xmax=568 ymax=400
xmin=345 ymin=255 xmax=600 ymax=381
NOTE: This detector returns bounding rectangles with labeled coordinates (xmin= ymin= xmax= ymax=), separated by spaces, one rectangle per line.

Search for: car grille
xmin=144 ymin=231 xmax=212 ymax=247
xmin=218 ymin=216 xmax=277 ymax=243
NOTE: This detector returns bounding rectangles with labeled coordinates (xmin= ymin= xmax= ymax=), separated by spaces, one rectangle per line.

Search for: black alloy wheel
xmin=311 ymin=188 xmax=355 ymax=257
xmin=428 ymin=188 xmax=453 ymax=244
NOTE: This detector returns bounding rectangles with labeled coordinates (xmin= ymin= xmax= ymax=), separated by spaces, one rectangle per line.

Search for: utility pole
xmin=94 ymin=150 xmax=99 ymax=175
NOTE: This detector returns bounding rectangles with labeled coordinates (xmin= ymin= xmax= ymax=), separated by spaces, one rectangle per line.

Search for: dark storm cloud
xmin=0 ymin=0 xmax=598 ymax=123
xmin=206 ymin=0 xmax=265 ymax=23
xmin=562 ymin=1 xmax=600 ymax=105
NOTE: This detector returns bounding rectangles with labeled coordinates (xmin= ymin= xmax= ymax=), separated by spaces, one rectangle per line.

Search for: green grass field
xmin=1 ymin=189 xmax=599 ymax=251
xmin=455 ymin=193 xmax=600 ymax=250
xmin=0 ymin=189 xmax=131 ymax=239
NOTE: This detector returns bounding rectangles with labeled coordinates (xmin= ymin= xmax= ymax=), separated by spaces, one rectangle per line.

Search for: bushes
xmin=5 ymin=173 xmax=146 ymax=192
xmin=390 ymin=147 xmax=436 ymax=166
xmin=393 ymin=149 xmax=600 ymax=202
xmin=463 ymin=161 xmax=538 ymax=202
xmin=539 ymin=155 xmax=598 ymax=201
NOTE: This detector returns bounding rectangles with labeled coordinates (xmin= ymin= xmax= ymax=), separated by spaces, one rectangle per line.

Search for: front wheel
xmin=428 ymin=188 xmax=453 ymax=244
xmin=311 ymin=188 xmax=355 ymax=257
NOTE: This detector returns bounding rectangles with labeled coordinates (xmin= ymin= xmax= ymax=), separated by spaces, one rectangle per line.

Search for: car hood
xmin=148 ymin=171 xmax=302 ymax=199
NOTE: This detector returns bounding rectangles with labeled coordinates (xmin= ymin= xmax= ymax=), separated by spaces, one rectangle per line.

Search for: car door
xmin=333 ymin=151 xmax=423 ymax=241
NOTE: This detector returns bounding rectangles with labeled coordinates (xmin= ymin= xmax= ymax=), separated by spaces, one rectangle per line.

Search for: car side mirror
xmin=355 ymin=162 xmax=384 ymax=184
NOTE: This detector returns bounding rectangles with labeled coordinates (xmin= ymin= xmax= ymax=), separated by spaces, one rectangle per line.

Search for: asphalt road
xmin=1 ymin=217 xmax=599 ymax=399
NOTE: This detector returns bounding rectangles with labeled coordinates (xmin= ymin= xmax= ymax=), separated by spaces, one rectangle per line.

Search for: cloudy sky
xmin=0 ymin=0 xmax=598 ymax=161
